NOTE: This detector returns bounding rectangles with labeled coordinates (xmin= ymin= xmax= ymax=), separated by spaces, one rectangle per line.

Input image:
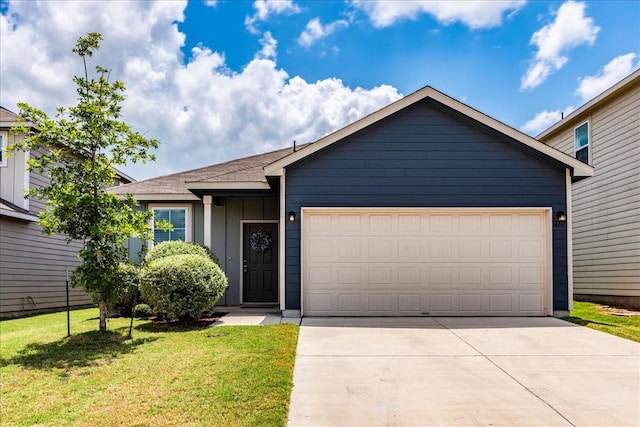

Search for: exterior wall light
xmin=288 ymin=211 xmax=296 ymax=222
xmin=557 ymin=211 xmax=566 ymax=222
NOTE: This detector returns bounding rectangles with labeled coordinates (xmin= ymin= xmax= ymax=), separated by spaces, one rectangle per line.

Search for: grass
xmin=0 ymin=308 xmax=299 ymax=426
xmin=563 ymin=301 xmax=640 ymax=343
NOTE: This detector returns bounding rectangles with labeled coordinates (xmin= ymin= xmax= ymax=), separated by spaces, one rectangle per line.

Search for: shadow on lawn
xmin=1 ymin=329 xmax=157 ymax=371
xmin=135 ymin=319 xmax=219 ymax=333
xmin=563 ymin=316 xmax=616 ymax=328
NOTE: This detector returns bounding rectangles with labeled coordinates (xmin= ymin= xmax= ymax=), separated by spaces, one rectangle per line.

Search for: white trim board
xmin=566 ymin=169 xmax=573 ymax=310
xmin=0 ymin=208 xmax=38 ymax=222
xmin=148 ymin=203 xmax=193 ymax=248
xmin=279 ymin=171 xmax=286 ymax=311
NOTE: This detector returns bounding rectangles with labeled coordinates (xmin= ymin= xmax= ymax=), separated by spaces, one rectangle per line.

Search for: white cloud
xmin=257 ymin=31 xmax=278 ymax=59
xmin=350 ymin=0 xmax=525 ymax=29
xmin=245 ymin=0 xmax=301 ymax=34
xmin=204 ymin=0 xmax=217 ymax=7
xmin=522 ymin=110 xmax=559 ymax=134
xmin=521 ymin=1 xmax=599 ymax=90
xmin=521 ymin=110 xmax=561 ymax=134
xmin=522 ymin=52 xmax=639 ymax=135
xmin=0 ymin=0 xmax=401 ymax=180
xmin=575 ymin=53 xmax=639 ymax=101
xmin=521 ymin=106 xmax=575 ymax=135
xmin=298 ymin=17 xmax=349 ymax=48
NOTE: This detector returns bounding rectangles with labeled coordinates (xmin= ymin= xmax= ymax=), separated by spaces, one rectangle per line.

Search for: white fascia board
xmin=185 ymin=181 xmax=271 ymax=190
xmin=538 ymin=69 xmax=640 ymax=140
xmin=113 ymin=168 xmax=136 ymax=183
xmin=0 ymin=208 xmax=38 ymax=222
xmin=264 ymin=86 xmax=594 ymax=178
xmin=0 ymin=121 xmax=33 ymax=128
xmin=124 ymin=193 xmax=200 ymax=201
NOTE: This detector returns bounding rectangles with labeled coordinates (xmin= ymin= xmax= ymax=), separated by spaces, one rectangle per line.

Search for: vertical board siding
xmin=285 ymin=100 xmax=568 ymax=311
xmin=542 ymin=82 xmax=640 ymax=297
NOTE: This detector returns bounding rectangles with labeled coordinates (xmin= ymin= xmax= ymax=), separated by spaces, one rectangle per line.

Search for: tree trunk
xmin=99 ymin=300 xmax=108 ymax=331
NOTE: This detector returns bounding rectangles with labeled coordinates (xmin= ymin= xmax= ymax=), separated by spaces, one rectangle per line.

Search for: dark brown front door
xmin=243 ymin=223 xmax=278 ymax=303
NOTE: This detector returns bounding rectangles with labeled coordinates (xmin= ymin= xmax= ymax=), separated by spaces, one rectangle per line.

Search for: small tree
xmin=9 ymin=33 xmax=159 ymax=331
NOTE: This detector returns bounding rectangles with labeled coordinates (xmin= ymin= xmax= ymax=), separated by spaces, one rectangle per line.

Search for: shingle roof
xmin=109 ymin=145 xmax=302 ymax=197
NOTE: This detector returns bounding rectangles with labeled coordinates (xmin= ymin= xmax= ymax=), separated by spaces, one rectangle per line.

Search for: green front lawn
xmin=563 ymin=301 xmax=640 ymax=343
xmin=0 ymin=308 xmax=299 ymax=426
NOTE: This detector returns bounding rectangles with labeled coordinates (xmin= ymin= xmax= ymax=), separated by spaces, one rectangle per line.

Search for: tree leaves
xmin=8 ymin=32 xmax=160 ymax=331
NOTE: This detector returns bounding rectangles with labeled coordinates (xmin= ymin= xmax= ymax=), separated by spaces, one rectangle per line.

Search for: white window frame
xmin=573 ymin=120 xmax=591 ymax=164
xmin=0 ymin=131 xmax=8 ymax=167
xmin=148 ymin=203 xmax=192 ymax=248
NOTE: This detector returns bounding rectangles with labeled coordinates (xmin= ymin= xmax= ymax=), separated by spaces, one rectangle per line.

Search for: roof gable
xmin=264 ymin=86 xmax=593 ymax=179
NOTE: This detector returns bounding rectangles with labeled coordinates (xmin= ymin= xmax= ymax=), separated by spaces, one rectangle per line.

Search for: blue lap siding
xmin=284 ymin=99 xmax=569 ymax=312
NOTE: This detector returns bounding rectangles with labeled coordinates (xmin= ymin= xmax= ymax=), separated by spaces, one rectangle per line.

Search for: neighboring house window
xmin=574 ymin=121 xmax=590 ymax=164
xmin=0 ymin=131 xmax=7 ymax=167
xmin=150 ymin=204 xmax=191 ymax=246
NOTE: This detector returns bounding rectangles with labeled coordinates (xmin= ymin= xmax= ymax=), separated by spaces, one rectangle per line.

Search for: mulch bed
xmin=597 ymin=305 xmax=640 ymax=317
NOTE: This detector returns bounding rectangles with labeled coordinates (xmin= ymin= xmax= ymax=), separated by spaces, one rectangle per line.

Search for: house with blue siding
xmin=110 ymin=86 xmax=593 ymax=317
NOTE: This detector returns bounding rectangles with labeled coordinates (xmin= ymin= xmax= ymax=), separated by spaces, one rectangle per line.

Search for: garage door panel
xmin=303 ymin=209 xmax=549 ymax=316
xmin=519 ymin=294 xmax=544 ymax=312
xmin=308 ymin=214 xmax=333 ymax=233
xmin=309 ymin=263 xmax=544 ymax=290
xmin=398 ymin=215 xmax=421 ymax=232
xmin=398 ymin=294 xmax=422 ymax=312
xmin=307 ymin=293 xmax=332 ymax=312
xmin=307 ymin=290 xmax=545 ymax=316
xmin=338 ymin=294 xmax=361 ymax=312
xmin=519 ymin=240 xmax=542 ymax=257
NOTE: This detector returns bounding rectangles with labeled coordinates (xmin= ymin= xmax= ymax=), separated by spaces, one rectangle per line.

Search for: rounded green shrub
xmin=133 ymin=303 xmax=153 ymax=319
xmin=140 ymin=254 xmax=227 ymax=321
xmin=112 ymin=262 xmax=142 ymax=316
xmin=145 ymin=241 xmax=220 ymax=266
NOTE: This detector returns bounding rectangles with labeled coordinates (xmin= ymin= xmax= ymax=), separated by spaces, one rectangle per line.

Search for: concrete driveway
xmin=287 ymin=317 xmax=639 ymax=427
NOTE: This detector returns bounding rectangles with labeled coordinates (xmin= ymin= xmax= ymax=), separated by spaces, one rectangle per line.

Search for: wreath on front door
xmin=250 ymin=228 xmax=272 ymax=253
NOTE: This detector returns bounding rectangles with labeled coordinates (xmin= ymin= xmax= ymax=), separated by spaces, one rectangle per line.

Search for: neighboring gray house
xmin=538 ymin=69 xmax=640 ymax=309
xmin=0 ymin=107 xmax=135 ymax=316
xmin=111 ymin=86 xmax=593 ymax=317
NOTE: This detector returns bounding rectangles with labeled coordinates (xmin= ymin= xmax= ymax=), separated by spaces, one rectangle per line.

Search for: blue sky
xmin=1 ymin=0 xmax=638 ymax=180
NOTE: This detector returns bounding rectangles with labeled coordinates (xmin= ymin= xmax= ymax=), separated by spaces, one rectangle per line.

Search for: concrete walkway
xmin=288 ymin=317 xmax=640 ymax=427
xmin=213 ymin=308 xmax=300 ymax=326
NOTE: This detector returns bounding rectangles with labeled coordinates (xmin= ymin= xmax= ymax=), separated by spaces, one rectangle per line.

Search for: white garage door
xmin=302 ymin=208 xmax=550 ymax=316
